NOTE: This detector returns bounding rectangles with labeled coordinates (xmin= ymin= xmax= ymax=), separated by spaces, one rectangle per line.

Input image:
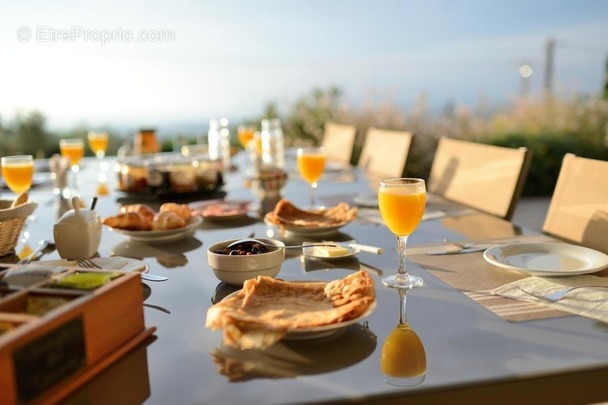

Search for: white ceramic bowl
xmin=207 ymin=238 xmax=285 ymax=286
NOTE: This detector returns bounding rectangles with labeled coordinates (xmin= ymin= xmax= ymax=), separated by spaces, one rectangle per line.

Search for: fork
xmin=518 ymin=285 xmax=608 ymax=302
xmin=75 ymin=257 xmax=168 ymax=282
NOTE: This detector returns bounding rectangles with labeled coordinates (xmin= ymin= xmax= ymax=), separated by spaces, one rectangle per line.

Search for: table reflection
xmin=380 ymin=289 xmax=426 ymax=387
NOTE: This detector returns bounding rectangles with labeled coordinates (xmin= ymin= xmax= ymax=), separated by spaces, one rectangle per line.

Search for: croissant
xmin=121 ymin=204 xmax=156 ymax=221
xmin=152 ymin=211 xmax=186 ymax=230
xmin=102 ymin=212 xmax=152 ymax=230
xmin=160 ymin=203 xmax=192 ymax=221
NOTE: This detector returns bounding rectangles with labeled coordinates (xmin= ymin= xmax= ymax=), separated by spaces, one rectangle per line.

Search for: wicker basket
xmin=0 ymin=199 xmax=38 ymax=257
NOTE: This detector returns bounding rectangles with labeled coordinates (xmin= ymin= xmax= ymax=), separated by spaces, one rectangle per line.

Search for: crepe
xmin=205 ymin=270 xmax=375 ymax=349
xmin=264 ymin=199 xmax=357 ymax=234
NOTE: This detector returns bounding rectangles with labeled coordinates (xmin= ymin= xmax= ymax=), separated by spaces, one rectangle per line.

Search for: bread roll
xmin=120 ymin=204 xmax=156 ymax=222
xmin=152 ymin=211 xmax=186 ymax=230
xmin=160 ymin=203 xmax=192 ymax=221
xmin=102 ymin=212 xmax=152 ymax=230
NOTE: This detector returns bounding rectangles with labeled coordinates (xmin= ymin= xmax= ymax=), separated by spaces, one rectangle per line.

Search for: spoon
xmin=226 ymin=238 xmax=337 ymax=250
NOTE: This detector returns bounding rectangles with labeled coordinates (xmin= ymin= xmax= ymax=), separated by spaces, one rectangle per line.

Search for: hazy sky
xmin=2 ymin=0 xmax=608 ymax=130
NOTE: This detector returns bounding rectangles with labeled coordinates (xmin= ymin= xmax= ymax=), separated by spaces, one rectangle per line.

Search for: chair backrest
xmin=358 ymin=127 xmax=413 ymax=179
xmin=428 ymin=136 xmax=532 ymax=220
xmin=543 ymin=154 xmax=608 ymax=254
xmin=321 ymin=122 xmax=357 ymax=165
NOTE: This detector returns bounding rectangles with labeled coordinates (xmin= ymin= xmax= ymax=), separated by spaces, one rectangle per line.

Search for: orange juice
xmin=237 ymin=127 xmax=256 ymax=149
xmin=60 ymin=143 xmax=85 ymax=166
xmin=378 ymin=188 xmax=426 ymax=236
xmin=380 ymin=323 xmax=426 ymax=378
xmin=297 ymin=153 xmax=326 ymax=184
xmin=1 ymin=162 xmax=34 ymax=194
xmin=88 ymin=132 xmax=109 ymax=155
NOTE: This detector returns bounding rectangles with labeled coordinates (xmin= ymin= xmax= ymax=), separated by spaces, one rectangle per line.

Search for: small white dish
xmin=108 ymin=216 xmax=202 ymax=243
xmin=483 ymin=242 xmax=608 ymax=276
xmin=302 ymin=242 xmax=359 ymax=260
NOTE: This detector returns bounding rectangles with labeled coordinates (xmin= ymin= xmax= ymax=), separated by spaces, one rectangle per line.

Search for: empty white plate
xmin=483 ymin=242 xmax=608 ymax=276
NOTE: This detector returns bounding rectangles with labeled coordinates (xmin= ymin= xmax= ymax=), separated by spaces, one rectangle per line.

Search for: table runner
xmin=408 ymin=235 xmax=578 ymax=322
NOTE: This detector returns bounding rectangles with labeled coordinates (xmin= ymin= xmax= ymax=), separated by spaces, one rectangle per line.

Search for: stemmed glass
xmin=297 ymin=146 xmax=326 ymax=209
xmin=380 ymin=289 xmax=426 ymax=386
xmin=378 ymin=178 xmax=426 ymax=289
xmin=1 ymin=155 xmax=34 ymax=258
xmin=60 ymin=138 xmax=84 ymax=195
xmin=87 ymin=131 xmax=110 ymax=195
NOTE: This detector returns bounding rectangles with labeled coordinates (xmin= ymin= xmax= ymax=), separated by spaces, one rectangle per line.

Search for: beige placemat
xmin=408 ymin=235 xmax=591 ymax=322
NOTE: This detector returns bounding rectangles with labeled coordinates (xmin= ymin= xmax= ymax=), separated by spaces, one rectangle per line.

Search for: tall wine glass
xmin=380 ymin=289 xmax=426 ymax=386
xmin=297 ymin=146 xmax=326 ymax=209
xmin=378 ymin=178 xmax=426 ymax=289
xmin=60 ymin=138 xmax=84 ymax=195
xmin=87 ymin=131 xmax=110 ymax=195
xmin=1 ymin=155 xmax=34 ymax=258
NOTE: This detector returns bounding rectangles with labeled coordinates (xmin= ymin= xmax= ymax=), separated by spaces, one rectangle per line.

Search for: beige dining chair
xmin=321 ymin=122 xmax=357 ymax=165
xmin=427 ymin=136 xmax=532 ymax=220
xmin=358 ymin=127 xmax=413 ymax=180
xmin=543 ymin=153 xmax=608 ymax=254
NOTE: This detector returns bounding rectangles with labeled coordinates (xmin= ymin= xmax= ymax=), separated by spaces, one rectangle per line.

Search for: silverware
xmin=426 ymin=247 xmax=487 ymax=255
xmin=17 ymin=239 xmax=55 ymax=265
xmin=518 ymin=285 xmax=608 ymax=302
xmin=76 ymin=257 xmax=168 ymax=282
xmin=339 ymin=242 xmax=384 ymax=255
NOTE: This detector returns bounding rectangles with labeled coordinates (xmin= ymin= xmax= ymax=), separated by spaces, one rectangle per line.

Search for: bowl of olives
xmin=207 ymin=238 xmax=285 ymax=285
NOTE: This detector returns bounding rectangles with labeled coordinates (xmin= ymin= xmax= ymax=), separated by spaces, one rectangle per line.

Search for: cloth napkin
xmin=491 ymin=275 xmax=608 ymax=323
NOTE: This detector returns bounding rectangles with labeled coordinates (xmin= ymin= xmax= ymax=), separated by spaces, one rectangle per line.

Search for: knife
xmin=342 ymin=243 xmax=384 ymax=255
xmin=426 ymin=247 xmax=487 ymax=256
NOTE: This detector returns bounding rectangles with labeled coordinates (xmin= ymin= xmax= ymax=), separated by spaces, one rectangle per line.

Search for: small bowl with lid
xmin=53 ymin=197 xmax=102 ymax=259
xmin=207 ymin=238 xmax=285 ymax=286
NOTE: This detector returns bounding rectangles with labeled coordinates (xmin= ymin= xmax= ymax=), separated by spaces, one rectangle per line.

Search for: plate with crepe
xmin=483 ymin=242 xmax=608 ymax=276
xmin=108 ymin=216 xmax=202 ymax=243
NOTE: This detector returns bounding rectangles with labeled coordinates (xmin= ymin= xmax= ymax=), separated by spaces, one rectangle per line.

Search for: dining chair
xmin=321 ymin=122 xmax=357 ymax=166
xmin=542 ymin=153 xmax=608 ymax=254
xmin=358 ymin=127 xmax=413 ymax=180
xmin=427 ymin=136 xmax=532 ymax=220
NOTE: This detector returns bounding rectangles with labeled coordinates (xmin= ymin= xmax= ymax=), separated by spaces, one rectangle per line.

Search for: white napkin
xmin=491 ymin=275 xmax=608 ymax=323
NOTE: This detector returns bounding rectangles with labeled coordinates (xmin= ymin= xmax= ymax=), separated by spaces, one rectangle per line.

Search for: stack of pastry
xmin=102 ymin=202 xmax=193 ymax=231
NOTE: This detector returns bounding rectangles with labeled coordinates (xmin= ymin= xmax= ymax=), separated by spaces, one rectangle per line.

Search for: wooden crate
xmin=0 ymin=269 xmax=155 ymax=405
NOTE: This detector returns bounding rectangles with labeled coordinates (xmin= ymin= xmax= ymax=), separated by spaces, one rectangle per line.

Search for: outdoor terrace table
xmin=10 ymin=155 xmax=608 ymax=404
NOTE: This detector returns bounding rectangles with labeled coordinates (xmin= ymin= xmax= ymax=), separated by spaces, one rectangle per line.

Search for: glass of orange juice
xmin=237 ymin=125 xmax=256 ymax=149
xmin=378 ymin=178 xmax=426 ymax=289
xmin=1 ymin=155 xmax=34 ymax=195
xmin=60 ymin=138 xmax=85 ymax=193
xmin=297 ymin=146 xmax=326 ymax=209
xmin=380 ymin=289 xmax=426 ymax=386
xmin=87 ymin=130 xmax=109 ymax=158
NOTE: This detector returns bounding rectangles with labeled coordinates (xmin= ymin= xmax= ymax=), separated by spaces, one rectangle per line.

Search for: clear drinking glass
xmin=380 ymin=289 xmax=426 ymax=386
xmin=297 ymin=146 xmax=326 ymax=209
xmin=378 ymin=178 xmax=426 ymax=289
xmin=60 ymin=138 xmax=85 ymax=194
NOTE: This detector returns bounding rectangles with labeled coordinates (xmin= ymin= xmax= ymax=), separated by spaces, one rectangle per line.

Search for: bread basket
xmin=0 ymin=199 xmax=38 ymax=256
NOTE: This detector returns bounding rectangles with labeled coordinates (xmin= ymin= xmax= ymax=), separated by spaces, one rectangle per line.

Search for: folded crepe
xmin=205 ymin=270 xmax=375 ymax=350
xmin=265 ymin=198 xmax=357 ymax=232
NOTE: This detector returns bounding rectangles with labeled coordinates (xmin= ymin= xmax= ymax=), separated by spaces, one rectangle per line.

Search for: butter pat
xmin=311 ymin=244 xmax=348 ymax=257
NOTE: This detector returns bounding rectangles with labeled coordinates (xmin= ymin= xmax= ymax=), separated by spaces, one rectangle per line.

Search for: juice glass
xmin=60 ymin=138 xmax=85 ymax=193
xmin=378 ymin=178 xmax=426 ymax=289
xmin=237 ymin=125 xmax=256 ymax=149
xmin=1 ymin=155 xmax=34 ymax=194
xmin=297 ymin=146 xmax=326 ymax=208
xmin=87 ymin=131 xmax=109 ymax=158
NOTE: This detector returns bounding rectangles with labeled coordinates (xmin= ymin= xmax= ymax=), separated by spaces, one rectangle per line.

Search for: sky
xmin=1 ymin=0 xmax=608 ymax=132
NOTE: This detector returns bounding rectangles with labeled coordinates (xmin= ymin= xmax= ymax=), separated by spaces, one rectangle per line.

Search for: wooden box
xmin=0 ymin=269 xmax=155 ymax=405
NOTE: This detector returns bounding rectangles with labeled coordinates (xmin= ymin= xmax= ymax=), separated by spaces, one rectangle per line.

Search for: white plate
xmin=483 ymin=242 xmax=608 ymax=276
xmin=223 ymin=288 xmax=376 ymax=340
xmin=264 ymin=217 xmax=346 ymax=237
xmin=189 ymin=199 xmax=250 ymax=221
xmin=108 ymin=216 xmax=202 ymax=243
xmin=40 ymin=256 xmax=150 ymax=273
xmin=302 ymin=242 xmax=359 ymax=260
xmin=353 ymin=193 xmax=378 ymax=208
